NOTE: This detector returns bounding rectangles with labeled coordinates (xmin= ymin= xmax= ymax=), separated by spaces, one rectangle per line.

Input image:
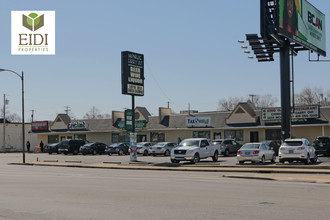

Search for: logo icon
xmin=22 ymin=13 xmax=44 ymax=31
xmin=11 ymin=11 xmax=55 ymax=55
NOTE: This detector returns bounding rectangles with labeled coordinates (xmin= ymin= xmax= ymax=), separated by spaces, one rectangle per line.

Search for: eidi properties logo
xmin=11 ymin=11 xmax=55 ymax=55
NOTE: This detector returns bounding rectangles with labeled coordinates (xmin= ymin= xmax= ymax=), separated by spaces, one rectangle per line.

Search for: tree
xmin=217 ymin=94 xmax=277 ymax=111
xmin=83 ymin=107 xmax=111 ymax=119
xmin=217 ymin=96 xmax=245 ymax=111
xmin=253 ymin=94 xmax=278 ymax=109
xmin=0 ymin=108 xmax=21 ymax=122
xmin=295 ymin=87 xmax=330 ymax=106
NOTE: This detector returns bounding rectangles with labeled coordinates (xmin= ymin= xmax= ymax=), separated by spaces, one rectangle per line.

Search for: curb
xmin=8 ymin=162 xmax=330 ymax=175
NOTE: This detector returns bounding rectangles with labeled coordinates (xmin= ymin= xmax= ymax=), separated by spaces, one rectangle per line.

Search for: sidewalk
xmin=8 ymin=159 xmax=330 ymax=184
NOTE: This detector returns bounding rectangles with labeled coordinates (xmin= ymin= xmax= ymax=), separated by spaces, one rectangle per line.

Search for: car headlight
xmin=279 ymin=148 xmax=285 ymax=152
xmin=297 ymin=147 xmax=304 ymax=150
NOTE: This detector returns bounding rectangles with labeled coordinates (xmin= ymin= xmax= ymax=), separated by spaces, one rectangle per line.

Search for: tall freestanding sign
xmin=247 ymin=0 xmax=326 ymax=141
xmin=121 ymin=51 xmax=144 ymax=161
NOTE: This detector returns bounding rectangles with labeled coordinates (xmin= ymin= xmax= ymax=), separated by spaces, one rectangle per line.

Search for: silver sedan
xmin=237 ymin=142 xmax=276 ymax=164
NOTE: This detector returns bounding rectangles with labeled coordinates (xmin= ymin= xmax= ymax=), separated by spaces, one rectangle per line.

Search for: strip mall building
xmin=31 ymin=102 xmax=330 ymax=146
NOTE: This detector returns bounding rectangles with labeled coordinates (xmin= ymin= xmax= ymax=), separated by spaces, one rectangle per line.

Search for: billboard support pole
xmin=280 ymin=41 xmax=291 ymax=141
xmin=132 ymin=95 xmax=135 ymax=133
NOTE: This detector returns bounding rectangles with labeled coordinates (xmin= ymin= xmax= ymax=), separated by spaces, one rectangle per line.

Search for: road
xmin=1 ymin=154 xmax=330 ymax=219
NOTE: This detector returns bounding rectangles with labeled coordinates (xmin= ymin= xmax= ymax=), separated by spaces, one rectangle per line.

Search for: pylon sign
xmin=121 ymin=51 xmax=144 ymax=96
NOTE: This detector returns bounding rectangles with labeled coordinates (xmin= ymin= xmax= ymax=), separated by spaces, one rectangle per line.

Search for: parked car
xmin=137 ymin=142 xmax=153 ymax=156
xmin=313 ymin=136 xmax=330 ymax=156
xmin=58 ymin=139 xmax=87 ymax=155
xmin=265 ymin=140 xmax=281 ymax=156
xmin=44 ymin=143 xmax=59 ymax=154
xmin=170 ymin=138 xmax=220 ymax=164
xmin=79 ymin=142 xmax=107 ymax=155
xmin=279 ymin=138 xmax=317 ymax=164
xmin=237 ymin=142 xmax=276 ymax=164
xmin=105 ymin=143 xmax=129 ymax=155
xmin=148 ymin=142 xmax=177 ymax=156
xmin=212 ymin=139 xmax=241 ymax=156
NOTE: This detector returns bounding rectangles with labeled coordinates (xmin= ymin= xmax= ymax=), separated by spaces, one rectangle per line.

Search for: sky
xmin=0 ymin=0 xmax=329 ymax=121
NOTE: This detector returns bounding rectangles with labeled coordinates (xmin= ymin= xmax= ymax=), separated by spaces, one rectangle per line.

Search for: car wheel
xmin=279 ymin=159 xmax=285 ymax=164
xmin=64 ymin=152 xmax=68 ymax=155
xmin=171 ymin=159 xmax=179 ymax=163
xmin=73 ymin=149 xmax=78 ymax=155
xmin=164 ymin=150 xmax=170 ymax=156
xmin=305 ymin=154 xmax=311 ymax=165
xmin=143 ymin=150 xmax=149 ymax=156
xmin=260 ymin=155 xmax=265 ymax=165
xmin=192 ymin=153 xmax=200 ymax=164
xmin=82 ymin=153 xmax=86 ymax=155
xmin=224 ymin=149 xmax=229 ymax=157
xmin=93 ymin=150 xmax=97 ymax=155
xmin=271 ymin=154 xmax=276 ymax=163
xmin=311 ymin=155 xmax=318 ymax=163
xmin=119 ymin=150 xmax=124 ymax=156
xmin=108 ymin=153 xmax=112 ymax=156
xmin=212 ymin=151 xmax=218 ymax=162
xmin=239 ymin=161 xmax=244 ymax=165
xmin=48 ymin=152 xmax=52 ymax=155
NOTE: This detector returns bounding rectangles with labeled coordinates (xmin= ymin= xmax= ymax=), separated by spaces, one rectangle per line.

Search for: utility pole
xmin=64 ymin=106 xmax=71 ymax=115
xmin=3 ymin=94 xmax=7 ymax=152
xmin=30 ymin=109 xmax=36 ymax=122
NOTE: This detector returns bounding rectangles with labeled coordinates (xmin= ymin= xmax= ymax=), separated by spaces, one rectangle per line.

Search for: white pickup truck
xmin=170 ymin=138 xmax=220 ymax=164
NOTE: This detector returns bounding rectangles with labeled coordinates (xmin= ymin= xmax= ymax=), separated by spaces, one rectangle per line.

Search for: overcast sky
xmin=0 ymin=0 xmax=329 ymax=121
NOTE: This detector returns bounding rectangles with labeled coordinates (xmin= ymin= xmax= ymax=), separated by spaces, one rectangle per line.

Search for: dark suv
xmin=58 ymin=139 xmax=87 ymax=155
xmin=313 ymin=136 xmax=330 ymax=156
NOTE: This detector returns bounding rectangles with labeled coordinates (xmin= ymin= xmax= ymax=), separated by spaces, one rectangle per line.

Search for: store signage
xmin=68 ymin=121 xmax=86 ymax=130
xmin=186 ymin=117 xmax=211 ymax=127
xmin=262 ymin=105 xmax=320 ymax=121
xmin=135 ymin=120 xmax=147 ymax=129
xmin=125 ymin=109 xmax=133 ymax=131
xmin=121 ymin=51 xmax=144 ymax=96
xmin=31 ymin=121 xmax=48 ymax=131
xmin=278 ymin=0 xmax=326 ymax=56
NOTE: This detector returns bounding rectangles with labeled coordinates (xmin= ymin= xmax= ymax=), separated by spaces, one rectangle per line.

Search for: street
xmin=1 ymin=153 xmax=330 ymax=219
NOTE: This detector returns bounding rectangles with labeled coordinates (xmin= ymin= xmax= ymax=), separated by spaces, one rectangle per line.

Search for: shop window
xmin=151 ymin=133 xmax=165 ymax=142
xmin=74 ymin=134 xmax=86 ymax=140
xmin=224 ymin=130 xmax=243 ymax=141
xmin=266 ymin=129 xmax=281 ymax=140
xmin=213 ymin=132 xmax=221 ymax=140
xmin=112 ymin=133 xmax=129 ymax=143
xmin=193 ymin=131 xmax=210 ymax=139
xmin=48 ymin=135 xmax=59 ymax=144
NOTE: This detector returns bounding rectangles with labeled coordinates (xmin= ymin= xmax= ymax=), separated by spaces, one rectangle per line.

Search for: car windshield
xmin=154 ymin=143 xmax=166 ymax=147
xmin=84 ymin=143 xmax=93 ymax=147
xmin=178 ymin=140 xmax=200 ymax=147
xmin=241 ymin=144 xmax=260 ymax=149
xmin=317 ymin=138 xmax=329 ymax=144
xmin=212 ymin=140 xmax=223 ymax=144
xmin=137 ymin=143 xmax=147 ymax=147
xmin=110 ymin=144 xmax=120 ymax=147
xmin=49 ymin=143 xmax=58 ymax=146
xmin=283 ymin=141 xmax=303 ymax=146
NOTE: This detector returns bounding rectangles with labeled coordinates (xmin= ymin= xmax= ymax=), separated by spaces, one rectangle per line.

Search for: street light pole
xmin=0 ymin=69 xmax=25 ymax=163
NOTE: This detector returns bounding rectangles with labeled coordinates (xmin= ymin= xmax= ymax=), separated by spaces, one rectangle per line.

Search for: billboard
xmin=121 ymin=51 xmax=144 ymax=96
xmin=278 ymin=0 xmax=326 ymax=56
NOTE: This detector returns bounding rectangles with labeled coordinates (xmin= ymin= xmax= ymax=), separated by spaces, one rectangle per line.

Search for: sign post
xmin=121 ymin=51 xmax=144 ymax=161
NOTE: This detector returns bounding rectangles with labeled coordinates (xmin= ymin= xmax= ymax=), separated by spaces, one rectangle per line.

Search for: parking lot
xmin=2 ymin=152 xmax=330 ymax=166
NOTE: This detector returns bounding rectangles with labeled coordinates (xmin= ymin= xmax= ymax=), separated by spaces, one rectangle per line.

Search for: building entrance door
xmin=250 ymin=131 xmax=259 ymax=142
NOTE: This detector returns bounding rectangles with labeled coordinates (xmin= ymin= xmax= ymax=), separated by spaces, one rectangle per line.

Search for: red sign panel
xmin=32 ymin=121 xmax=49 ymax=131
